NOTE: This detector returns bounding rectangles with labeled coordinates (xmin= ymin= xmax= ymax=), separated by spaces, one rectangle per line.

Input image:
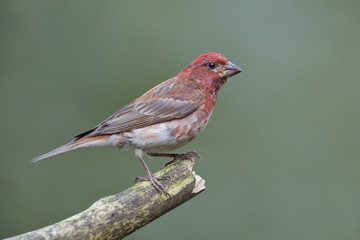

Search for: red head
xmin=178 ymin=52 xmax=242 ymax=92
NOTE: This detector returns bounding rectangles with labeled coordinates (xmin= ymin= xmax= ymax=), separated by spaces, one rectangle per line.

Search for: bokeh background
xmin=1 ymin=1 xmax=360 ymax=239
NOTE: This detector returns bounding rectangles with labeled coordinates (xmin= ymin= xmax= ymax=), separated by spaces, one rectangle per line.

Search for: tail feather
xmin=31 ymin=140 xmax=83 ymax=162
xmin=31 ymin=135 xmax=114 ymax=162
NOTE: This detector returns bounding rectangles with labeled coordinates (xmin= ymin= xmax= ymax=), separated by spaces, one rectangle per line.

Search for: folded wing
xmin=74 ymin=81 xmax=202 ymax=139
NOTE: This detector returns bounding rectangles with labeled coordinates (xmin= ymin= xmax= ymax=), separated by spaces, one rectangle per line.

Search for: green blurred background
xmin=1 ymin=1 xmax=360 ymax=239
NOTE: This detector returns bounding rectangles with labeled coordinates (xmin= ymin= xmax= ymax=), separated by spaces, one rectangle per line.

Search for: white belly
xmin=121 ymin=110 xmax=212 ymax=152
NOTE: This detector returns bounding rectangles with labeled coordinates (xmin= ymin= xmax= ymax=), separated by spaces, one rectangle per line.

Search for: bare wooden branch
xmin=6 ymin=159 xmax=205 ymax=240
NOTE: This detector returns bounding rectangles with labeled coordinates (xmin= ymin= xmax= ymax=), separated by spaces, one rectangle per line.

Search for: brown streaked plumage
xmin=32 ymin=52 xmax=242 ymax=196
xmin=74 ymin=80 xmax=202 ymax=139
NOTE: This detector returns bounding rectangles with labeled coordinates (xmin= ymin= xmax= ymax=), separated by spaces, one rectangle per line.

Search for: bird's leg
xmin=134 ymin=149 xmax=171 ymax=197
xmin=147 ymin=151 xmax=203 ymax=166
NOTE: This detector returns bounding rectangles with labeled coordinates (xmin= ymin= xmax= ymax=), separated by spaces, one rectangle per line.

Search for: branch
xmin=6 ymin=159 xmax=205 ymax=240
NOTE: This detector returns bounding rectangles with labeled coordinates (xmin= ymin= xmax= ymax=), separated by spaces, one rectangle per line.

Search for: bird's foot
xmin=147 ymin=151 xmax=203 ymax=166
xmin=135 ymin=174 xmax=171 ymax=197
xmin=166 ymin=151 xmax=203 ymax=166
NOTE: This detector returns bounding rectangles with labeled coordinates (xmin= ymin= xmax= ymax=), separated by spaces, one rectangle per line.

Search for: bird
xmin=32 ymin=52 xmax=242 ymax=196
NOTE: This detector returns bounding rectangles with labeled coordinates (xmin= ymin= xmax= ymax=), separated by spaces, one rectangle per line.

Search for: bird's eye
xmin=208 ymin=62 xmax=216 ymax=69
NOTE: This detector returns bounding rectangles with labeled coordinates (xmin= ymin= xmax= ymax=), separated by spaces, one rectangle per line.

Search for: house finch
xmin=32 ymin=52 xmax=242 ymax=196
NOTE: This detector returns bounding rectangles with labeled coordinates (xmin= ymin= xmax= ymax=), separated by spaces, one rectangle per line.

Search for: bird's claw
xmin=135 ymin=174 xmax=171 ymax=197
xmin=165 ymin=151 xmax=203 ymax=166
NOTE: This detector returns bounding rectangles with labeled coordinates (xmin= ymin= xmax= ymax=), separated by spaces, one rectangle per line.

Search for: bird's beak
xmin=221 ymin=61 xmax=242 ymax=77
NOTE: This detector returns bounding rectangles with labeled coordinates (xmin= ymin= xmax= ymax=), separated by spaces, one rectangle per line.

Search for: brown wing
xmin=74 ymin=80 xmax=202 ymax=139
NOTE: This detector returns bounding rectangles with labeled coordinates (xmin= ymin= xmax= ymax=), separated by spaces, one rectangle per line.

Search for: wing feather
xmin=74 ymin=80 xmax=202 ymax=139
